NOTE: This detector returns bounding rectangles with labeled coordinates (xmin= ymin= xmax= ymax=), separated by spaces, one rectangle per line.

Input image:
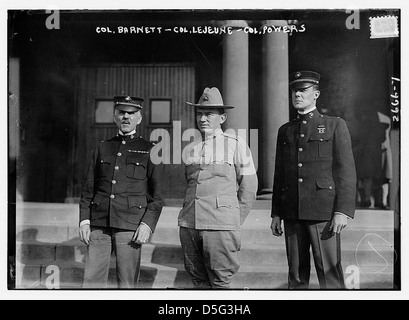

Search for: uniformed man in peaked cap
xmin=79 ymin=95 xmax=164 ymax=288
xmin=179 ymin=87 xmax=258 ymax=288
xmin=270 ymin=71 xmax=356 ymax=289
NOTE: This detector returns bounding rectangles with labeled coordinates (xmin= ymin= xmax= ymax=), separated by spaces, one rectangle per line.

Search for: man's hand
xmin=79 ymin=224 xmax=91 ymax=245
xmin=132 ymin=223 xmax=152 ymax=245
xmin=270 ymin=216 xmax=283 ymax=237
xmin=329 ymin=213 xmax=348 ymax=235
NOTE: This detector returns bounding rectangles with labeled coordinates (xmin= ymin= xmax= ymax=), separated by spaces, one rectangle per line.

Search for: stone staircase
xmin=15 ymin=201 xmax=396 ymax=289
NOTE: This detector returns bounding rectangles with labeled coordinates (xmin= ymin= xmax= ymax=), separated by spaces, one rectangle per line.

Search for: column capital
xmin=261 ymin=20 xmax=291 ymax=27
xmin=218 ymin=20 xmax=249 ymax=29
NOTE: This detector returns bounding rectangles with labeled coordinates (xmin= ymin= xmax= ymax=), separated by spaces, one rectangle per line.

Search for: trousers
xmin=82 ymin=226 xmax=141 ymax=288
xmin=284 ymin=219 xmax=345 ymax=289
xmin=179 ymin=227 xmax=241 ymax=289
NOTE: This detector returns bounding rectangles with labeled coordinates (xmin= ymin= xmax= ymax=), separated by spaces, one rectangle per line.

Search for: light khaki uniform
xmin=178 ymin=129 xmax=258 ymax=288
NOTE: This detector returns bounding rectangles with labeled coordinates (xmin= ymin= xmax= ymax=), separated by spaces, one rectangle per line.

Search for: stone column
xmin=222 ymin=20 xmax=249 ymax=139
xmin=261 ymin=20 xmax=289 ymax=193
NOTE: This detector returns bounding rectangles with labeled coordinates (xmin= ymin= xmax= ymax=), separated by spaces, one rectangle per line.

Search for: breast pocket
xmin=126 ymin=156 xmax=147 ymax=179
xmin=282 ymin=136 xmax=295 ymax=160
xmin=308 ymin=133 xmax=333 ymax=158
xmin=98 ymin=157 xmax=114 ymax=178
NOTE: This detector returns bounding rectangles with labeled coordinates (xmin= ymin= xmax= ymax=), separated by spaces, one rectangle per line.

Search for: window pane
xmin=95 ymin=100 xmax=113 ymax=123
xmin=151 ymin=100 xmax=171 ymax=124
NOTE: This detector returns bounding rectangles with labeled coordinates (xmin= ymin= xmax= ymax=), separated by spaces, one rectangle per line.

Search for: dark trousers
xmin=284 ymin=219 xmax=345 ymax=289
xmin=83 ymin=227 xmax=141 ymax=288
xmin=179 ymin=227 xmax=241 ymax=289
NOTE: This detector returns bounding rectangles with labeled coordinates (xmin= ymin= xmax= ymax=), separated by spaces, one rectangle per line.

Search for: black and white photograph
xmin=4 ymin=1 xmax=406 ymax=301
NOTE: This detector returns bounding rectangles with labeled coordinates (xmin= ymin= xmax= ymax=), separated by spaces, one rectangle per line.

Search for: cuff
xmin=140 ymin=222 xmax=153 ymax=233
xmin=335 ymin=212 xmax=351 ymax=219
xmin=80 ymin=219 xmax=90 ymax=227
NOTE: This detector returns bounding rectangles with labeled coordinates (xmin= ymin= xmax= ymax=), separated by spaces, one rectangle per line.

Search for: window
xmin=95 ymin=99 xmax=114 ymax=124
xmin=150 ymin=99 xmax=172 ymax=125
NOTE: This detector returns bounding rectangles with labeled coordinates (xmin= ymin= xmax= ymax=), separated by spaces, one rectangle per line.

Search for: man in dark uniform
xmin=179 ymin=87 xmax=258 ymax=288
xmin=270 ymin=71 xmax=356 ymax=289
xmin=79 ymin=95 xmax=164 ymax=288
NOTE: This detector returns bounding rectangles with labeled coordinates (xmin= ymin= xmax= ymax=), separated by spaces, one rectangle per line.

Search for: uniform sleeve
xmin=333 ymin=119 xmax=357 ymax=218
xmin=271 ymin=127 xmax=284 ymax=218
xmin=79 ymin=145 xmax=98 ymax=225
xmin=141 ymin=149 xmax=165 ymax=232
xmin=235 ymin=137 xmax=258 ymax=225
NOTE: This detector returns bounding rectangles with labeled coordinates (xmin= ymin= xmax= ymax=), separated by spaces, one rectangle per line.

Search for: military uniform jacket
xmin=272 ymin=108 xmax=356 ymax=221
xmin=178 ymin=129 xmax=258 ymax=230
xmin=79 ymin=134 xmax=164 ymax=232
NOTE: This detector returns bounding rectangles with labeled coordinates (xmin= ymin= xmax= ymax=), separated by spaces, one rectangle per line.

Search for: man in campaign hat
xmin=270 ymin=71 xmax=356 ymax=289
xmin=79 ymin=95 xmax=164 ymax=288
xmin=179 ymin=87 xmax=258 ymax=288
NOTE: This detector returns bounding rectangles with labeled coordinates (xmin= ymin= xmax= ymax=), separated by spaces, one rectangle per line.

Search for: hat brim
xmin=186 ymin=102 xmax=234 ymax=109
xmin=290 ymin=81 xmax=319 ymax=89
xmin=115 ymin=103 xmax=142 ymax=110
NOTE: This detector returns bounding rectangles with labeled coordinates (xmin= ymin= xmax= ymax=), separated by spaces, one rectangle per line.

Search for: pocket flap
xmin=91 ymin=193 xmax=104 ymax=206
xmin=128 ymin=196 xmax=147 ymax=209
xmin=282 ymin=136 xmax=294 ymax=145
xmin=316 ymin=179 xmax=335 ymax=190
xmin=126 ymin=157 xmax=146 ymax=167
xmin=99 ymin=158 xmax=112 ymax=164
xmin=216 ymin=195 xmax=239 ymax=209
xmin=309 ymin=132 xmax=332 ymax=141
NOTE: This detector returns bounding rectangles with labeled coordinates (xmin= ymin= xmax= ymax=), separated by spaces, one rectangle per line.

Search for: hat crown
xmin=114 ymin=95 xmax=144 ymax=109
xmin=198 ymin=87 xmax=224 ymax=106
xmin=186 ymin=87 xmax=234 ymax=109
xmin=289 ymin=70 xmax=321 ymax=88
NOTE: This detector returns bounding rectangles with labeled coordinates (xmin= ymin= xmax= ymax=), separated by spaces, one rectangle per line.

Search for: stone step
xmin=16 ymin=222 xmax=394 ymax=250
xmin=17 ymin=240 xmax=395 ymax=269
xmin=16 ymin=259 xmax=393 ymax=290
xmin=16 ymin=202 xmax=394 ymax=229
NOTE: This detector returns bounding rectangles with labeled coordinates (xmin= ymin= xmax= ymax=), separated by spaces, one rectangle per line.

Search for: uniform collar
xmin=297 ymin=106 xmax=317 ymax=115
xmin=117 ymin=130 xmax=137 ymax=140
xmin=202 ymin=128 xmax=223 ymax=141
xmin=118 ymin=129 xmax=136 ymax=136
xmin=296 ymin=107 xmax=320 ymax=121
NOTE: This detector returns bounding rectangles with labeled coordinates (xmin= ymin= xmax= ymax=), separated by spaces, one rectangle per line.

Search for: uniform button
xmin=122 ymin=141 xmax=126 ymax=145
xmin=298 ymin=163 xmax=303 ymax=168
xmin=298 ymin=148 xmax=303 ymax=152
xmin=114 ymin=166 xmax=119 ymax=170
xmin=138 ymin=205 xmax=142 ymax=209
xmin=110 ymin=194 xmax=115 ymax=199
xmin=117 ymin=152 xmax=122 ymax=157
xmin=197 ymin=180 xmax=202 ymax=184
xmin=302 ymin=120 xmax=307 ymax=124
xmin=200 ymin=167 xmax=205 ymax=170
xmin=112 ymin=180 xmax=116 ymax=184
xmin=195 ymin=196 xmax=200 ymax=200
xmin=300 ymin=134 xmax=305 ymax=138
xmin=329 ymin=186 xmax=333 ymax=190
xmin=136 ymin=162 xmax=140 ymax=165
xmin=298 ymin=178 xmax=303 ymax=183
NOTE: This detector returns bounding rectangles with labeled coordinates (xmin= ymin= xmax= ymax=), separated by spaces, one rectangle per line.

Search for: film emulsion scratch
xmin=8 ymin=8 xmax=400 ymax=292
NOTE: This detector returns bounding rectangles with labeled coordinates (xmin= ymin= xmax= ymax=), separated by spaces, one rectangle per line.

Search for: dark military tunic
xmin=272 ymin=108 xmax=356 ymax=220
xmin=79 ymin=134 xmax=164 ymax=232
